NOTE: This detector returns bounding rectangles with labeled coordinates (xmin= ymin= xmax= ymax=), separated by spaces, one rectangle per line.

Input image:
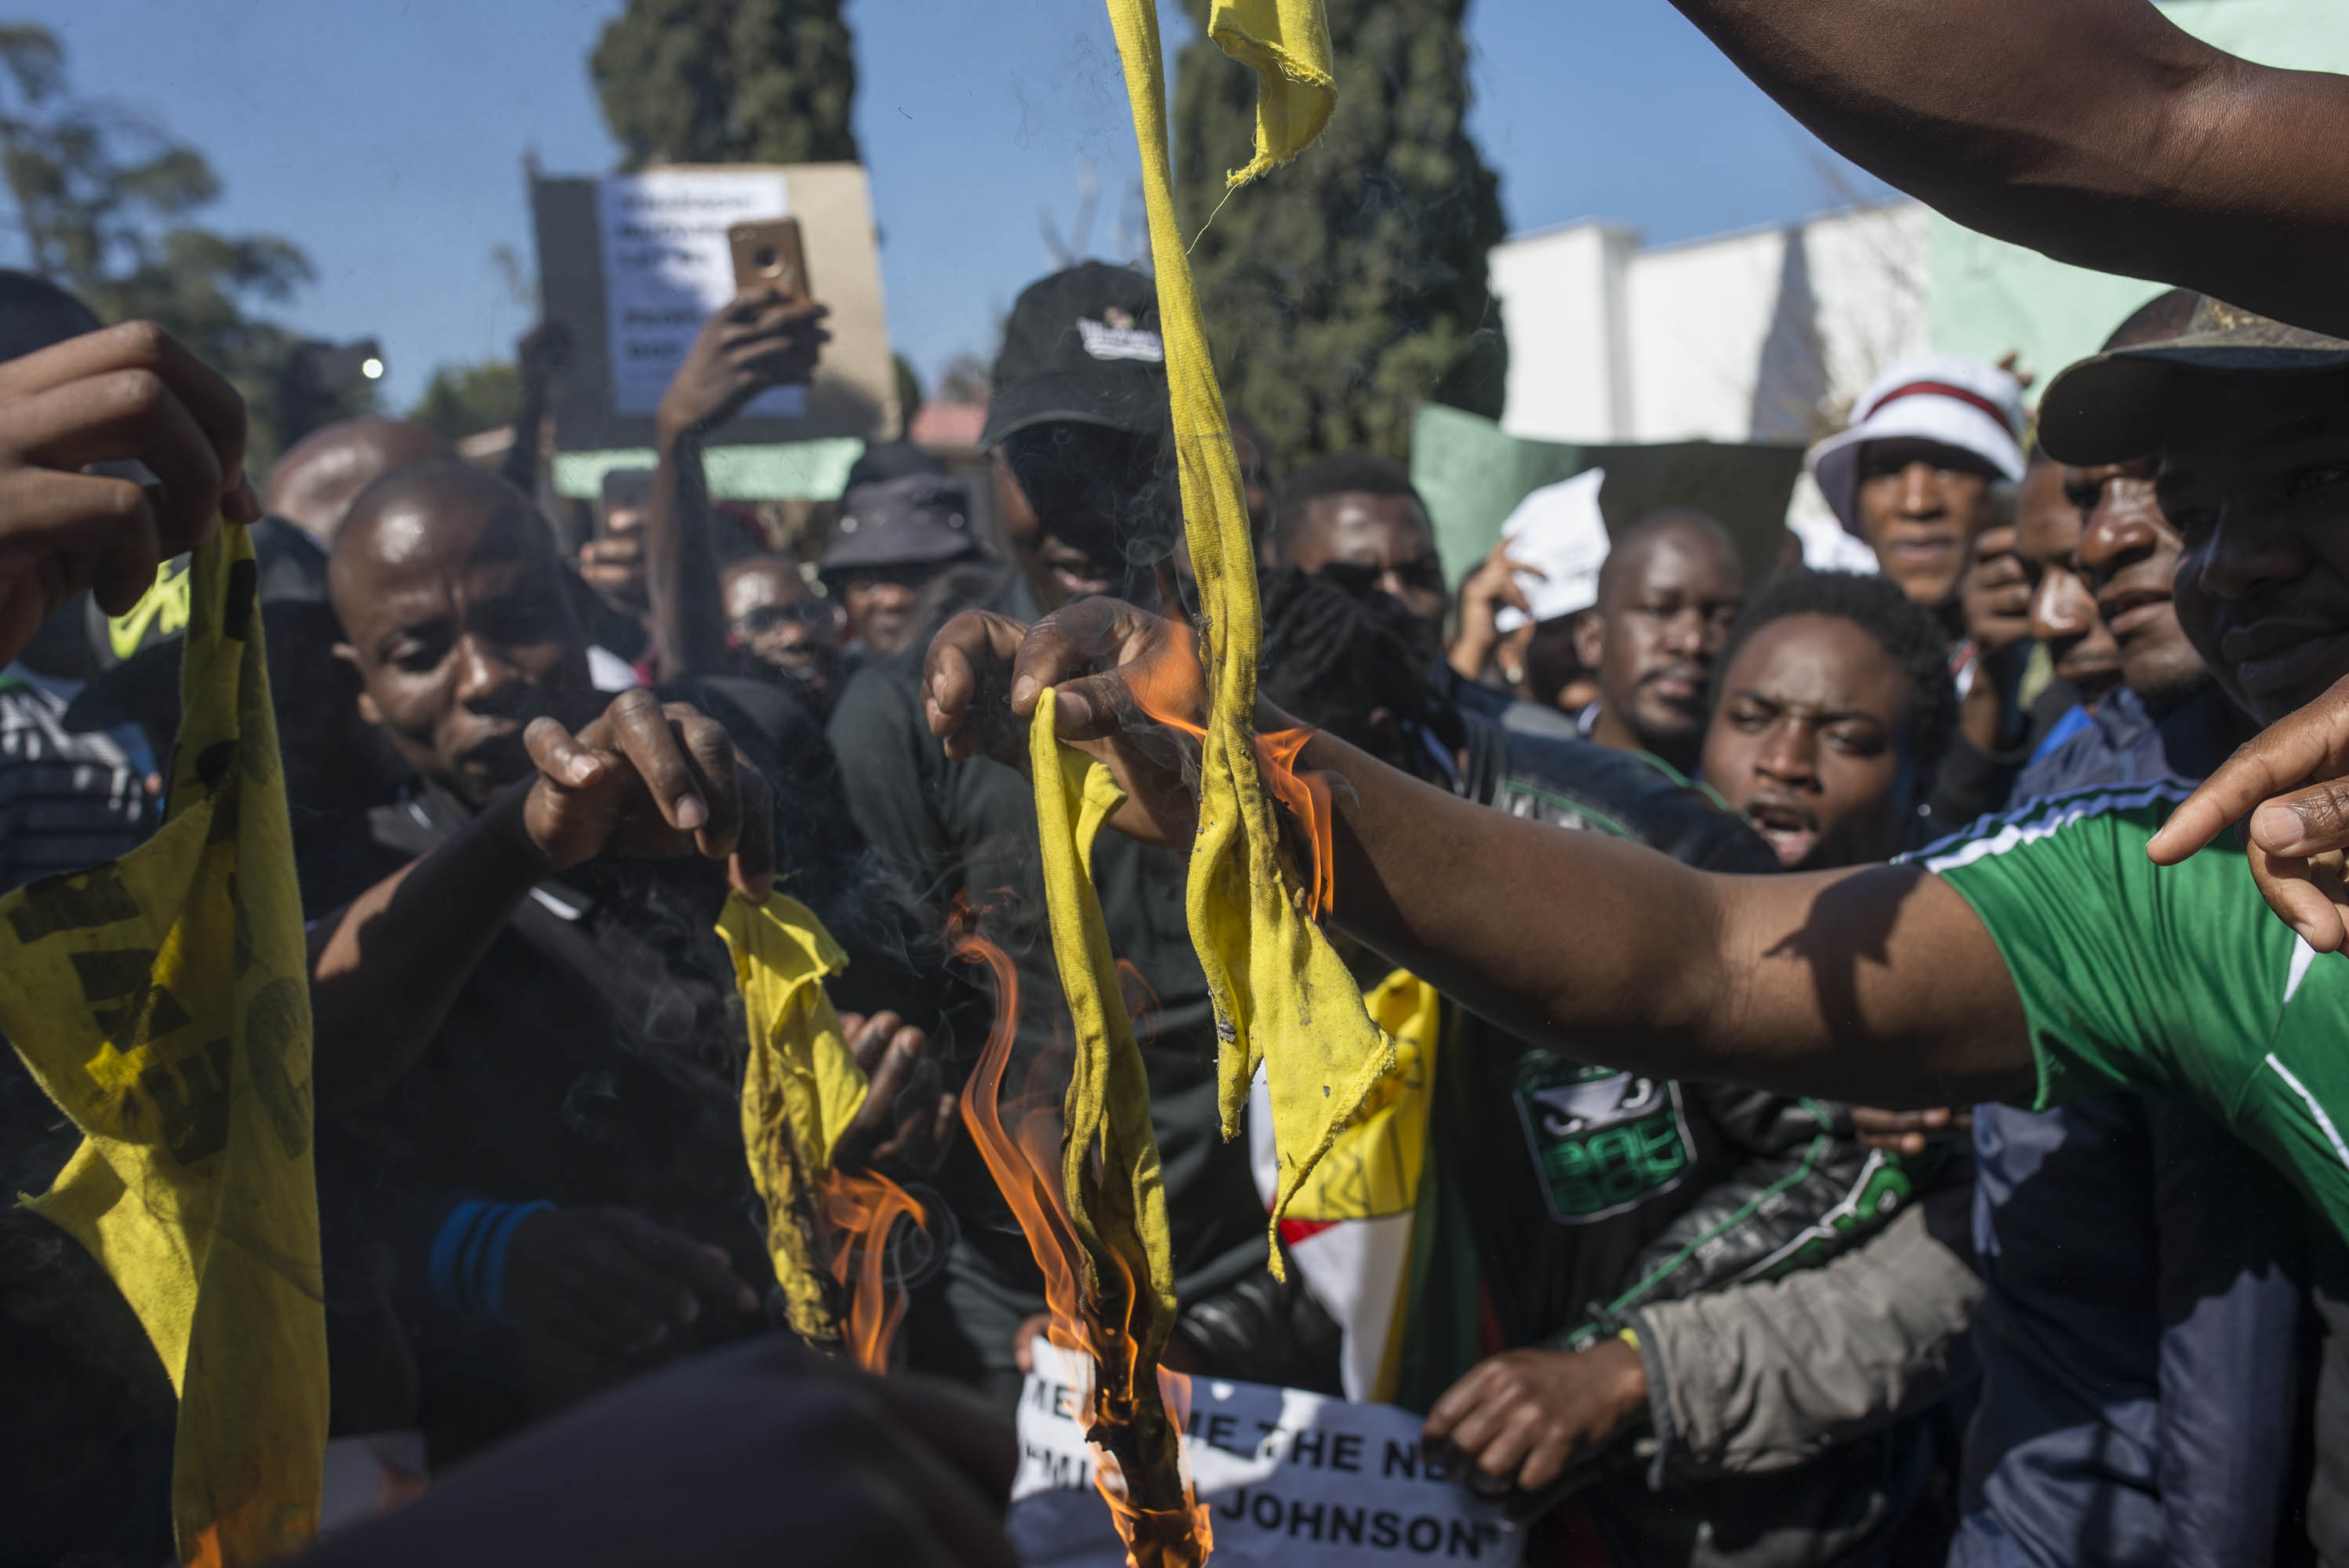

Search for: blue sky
xmin=22 ymin=0 xmax=1893 ymax=414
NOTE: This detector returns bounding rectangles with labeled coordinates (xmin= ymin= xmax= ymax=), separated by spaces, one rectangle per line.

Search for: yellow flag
xmin=1103 ymin=0 xmax=1392 ymax=1266
xmin=1 ymin=526 xmax=325 ymax=1566
xmin=1282 ymin=969 xmax=1441 ymax=1222
xmin=1205 ymin=0 xmax=1337 ymax=187
xmin=1029 ymin=696 xmax=1178 ymax=1357
xmin=717 ymin=891 xmax=866 ymax=1344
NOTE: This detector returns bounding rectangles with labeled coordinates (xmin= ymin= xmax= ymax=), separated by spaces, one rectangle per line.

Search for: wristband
xmin=428 ymin=1199 xmax=556 ymax=1324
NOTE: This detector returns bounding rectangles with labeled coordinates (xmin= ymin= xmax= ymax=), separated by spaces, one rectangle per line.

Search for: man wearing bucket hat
xmin=1806 ymin=356 xmax=2085 ymax=829
xmin=818 ymin=474 xmax=987 ymax=666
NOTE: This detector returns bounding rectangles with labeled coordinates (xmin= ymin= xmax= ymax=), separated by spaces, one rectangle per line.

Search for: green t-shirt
xmin=1922 ymin=779 xmax=2349 ymax=1240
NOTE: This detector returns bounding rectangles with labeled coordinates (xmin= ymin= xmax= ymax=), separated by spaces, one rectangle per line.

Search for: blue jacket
xmin=1956 ymin=686 xmax=2311 ymax=1568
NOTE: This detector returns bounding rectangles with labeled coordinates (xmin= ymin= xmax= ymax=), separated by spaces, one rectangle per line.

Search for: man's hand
xmin=291 ymin=1337 xmax=1018 ymax=1568
xmin=516 ymin=689 xmax=775 ymax=901
xmin=656 ymin=289 xmax=830 ymax=445
xmin=576 ymin=527 xmax=648 ymax=616
xmin=1423 ymin=1341 xmax=1648 ymax=1497
xmin=2150 ymin=670 xmax=2349 ymax=949
xmin=834 ymin=1011 xmax=957 ymax=1174
xmin=1449 ymin=538 xmax=1543 ymax=682
xmin=922 ymin=597 xmax=1222 ymax=845
xmin=503 ymin=1207 xmax=761 ymax=1363
xmin=1959 ymin=525 xmax=2034 ymax=665
xmin=0 ymin=321 xmax=261 ymax=666
xmin=1850 ymin=1104 xmax=1971 ymax=1156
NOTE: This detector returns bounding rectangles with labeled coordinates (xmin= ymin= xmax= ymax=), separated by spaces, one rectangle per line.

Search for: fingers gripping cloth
xmin=1102 ymin=0 xmax=1392 ymax=1269
xmin=717 ymin=893 xmax=869 ymax=1345
xmin=0 ymin=525 xmax=327 ymax=1566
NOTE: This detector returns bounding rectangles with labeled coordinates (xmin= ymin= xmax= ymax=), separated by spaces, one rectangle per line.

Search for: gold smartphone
xmin=727 ymin=217 xmax=811 ymax=300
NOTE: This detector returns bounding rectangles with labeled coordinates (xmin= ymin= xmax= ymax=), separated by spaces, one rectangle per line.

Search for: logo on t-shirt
xmin=1512 ymin=1056 xmax=1694 ymax=1224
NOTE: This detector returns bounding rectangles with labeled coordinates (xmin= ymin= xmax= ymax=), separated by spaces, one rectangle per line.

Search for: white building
xmin=1489 ymin=203 xmax=1932 ymax=450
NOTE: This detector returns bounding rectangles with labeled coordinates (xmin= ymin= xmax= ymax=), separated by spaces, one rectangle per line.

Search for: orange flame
xmin=1120 ymin=627 xmax=1335 ymax=919
xmin=819 ymin=1167 xmax=926 ymax=1373
xmin=949 ymin=898 xmax=1211 ymax=1567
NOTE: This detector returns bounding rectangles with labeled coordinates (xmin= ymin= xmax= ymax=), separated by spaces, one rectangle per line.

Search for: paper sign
xmin=594 ymin=169 xmax=808 ymax=420
xmin=1493 ymin=468 xmax=1610 ymax=634
xmin=1009 ymin=1340 xmax=1521 ymax=1566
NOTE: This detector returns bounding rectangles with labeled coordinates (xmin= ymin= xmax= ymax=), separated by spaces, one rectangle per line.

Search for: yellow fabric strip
xmin=1104 ymin=0 xmax=1392 ymax=1269
xmin=1206 ymin=0 xmax=1337 ymax=187
xmin=1 ymin=525 xmax=326 ymax=1566
xmin=1282 ymin=967 xmax=1440 ymax=1221
xmin=1029 ymin=695 xmax=1178 ymax=1358
xmin=717 ymin=891 xmax=866 ymax=1345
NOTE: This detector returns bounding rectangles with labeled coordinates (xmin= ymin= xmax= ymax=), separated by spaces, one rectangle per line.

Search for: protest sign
xmin=531 ymin=162 xmax=899 ymax=454
xmin=594 ymin=169 xmax=805 ymax=421
xmin=1008 ymin=1340 xmax=1521 ymax=1567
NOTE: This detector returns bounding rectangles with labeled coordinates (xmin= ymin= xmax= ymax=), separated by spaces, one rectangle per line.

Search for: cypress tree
xmin=592 ymin=0 xmax=859 ymax=169
xmin=1172 ymin=0 xmax=1507 ymax=474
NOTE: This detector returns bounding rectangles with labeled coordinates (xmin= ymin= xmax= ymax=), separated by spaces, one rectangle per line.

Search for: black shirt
xmin=823 ymin=615 xmax=1268 ymax=1330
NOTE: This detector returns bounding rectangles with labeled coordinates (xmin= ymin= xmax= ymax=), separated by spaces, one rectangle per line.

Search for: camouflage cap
xmin=2038 ymin=296 xmax=2349 ymax=465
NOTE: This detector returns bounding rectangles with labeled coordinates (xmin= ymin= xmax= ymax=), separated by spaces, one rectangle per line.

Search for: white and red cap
xmin=1806 ymin=355 xmax=2026 ymax=535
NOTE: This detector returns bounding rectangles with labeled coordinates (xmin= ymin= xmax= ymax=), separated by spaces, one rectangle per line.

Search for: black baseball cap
xmin=819 ymin=474 xmax=986 ymax=581
xmin=978 ymin=262 xmax=1171 ymax=448
xmin=2039 ymin=296 xmax=2349 ymax=465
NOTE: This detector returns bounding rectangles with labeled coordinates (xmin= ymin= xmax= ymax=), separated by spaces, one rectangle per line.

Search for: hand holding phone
xmin=728 ymin=218 xmax=811 ymax=303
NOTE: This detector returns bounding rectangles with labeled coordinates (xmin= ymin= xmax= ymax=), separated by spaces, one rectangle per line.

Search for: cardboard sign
xmin=1009 ymin=1341 xmax=1522 ymax=1567
xmin=531 ymin=163 xmax=899 ymax=452
xmin=594 ymin=169 xmax=805 ymax=421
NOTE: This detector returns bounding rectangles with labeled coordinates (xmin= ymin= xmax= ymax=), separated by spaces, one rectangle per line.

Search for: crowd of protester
xmin=8 ymin=0 xmax=2349 ymax=1563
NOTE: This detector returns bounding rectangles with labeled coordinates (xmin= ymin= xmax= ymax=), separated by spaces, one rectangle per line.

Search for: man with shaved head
xmin=306 ymin=459 xmax=949 ymax=1459
xmin=1570 ymin=508 xmax=1746 ymax=776
xmin=267 ymin=416 xmax=454 ymax=547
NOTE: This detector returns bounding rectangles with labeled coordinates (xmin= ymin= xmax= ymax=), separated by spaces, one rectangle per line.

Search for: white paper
xmin=1009 ymin=1340 xmax=1521 ymax=1567
xmin=595 ymin=170 xmax=808 ymax=420
xmin=1493 ymin=467 xmax=1611 ymax=634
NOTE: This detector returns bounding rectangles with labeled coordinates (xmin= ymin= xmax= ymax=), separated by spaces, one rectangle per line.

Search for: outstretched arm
xmin=924 ymin=601 xmax=2032 ymax=1109
xmin=1671 ymin=0 xmax=2349 ymax=336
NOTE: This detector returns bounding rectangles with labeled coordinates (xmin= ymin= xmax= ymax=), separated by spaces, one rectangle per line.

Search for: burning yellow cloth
xmin=0 ymin=525 xmax=326 ymax=1566
xmin=717 ymin=892 xmax=867 ymax=1343
xmin=1103 ymin=0 xmax=1391 ymax=1265
xmin=1031 ymin=699 xmax=1178 ymax=1356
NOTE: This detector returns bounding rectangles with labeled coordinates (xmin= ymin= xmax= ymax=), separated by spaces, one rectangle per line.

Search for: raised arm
xmin=648 ymin=290 xmax=830 ymax=681
xmin=308 ymin=691 xmax=775 ymax=1111
xmin=923 ymin=601 xmax=2033 ymax=1109
xmin=1671 ymin=0 xmax=2349 ymax=336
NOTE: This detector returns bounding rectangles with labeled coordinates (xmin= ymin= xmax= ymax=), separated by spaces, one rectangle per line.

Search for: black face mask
xmin=1000 ymin=421 xmax=1177 ymax=594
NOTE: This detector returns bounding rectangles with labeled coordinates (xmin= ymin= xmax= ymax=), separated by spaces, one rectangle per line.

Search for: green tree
xmin=1171 ymin=0 xmax=1506 ymax=475
xmin=591 ymin=0 xmax=859 ymax=169
xmin=408 ymin=358 xmax=521 ymax=443
xmin=0 ymin=24 xmax=358 ymax=468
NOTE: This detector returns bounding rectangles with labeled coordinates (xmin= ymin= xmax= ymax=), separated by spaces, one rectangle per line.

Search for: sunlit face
xmin=333 ymin=486 xmax=593 ymax=810
xmin=2069 ymin=456 xmax=2206 ymax=704
xmin=1854 ymin=438 xmax=2002 ymax=609
xmin=2162 ymin=372 xmax=2349 ymax=724
xmin=1573 ymin=527 xmax=1745 ymax=759
xmin=2014 ymin=459 xmax=2121 ymax=701
xmin=1280 ymin=492 xmax=1448 ymax=629
xmin=1702 ymin=613 xmax=1921 ymax=870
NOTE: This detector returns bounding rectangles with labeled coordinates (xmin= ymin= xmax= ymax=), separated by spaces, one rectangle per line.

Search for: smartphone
xmin=597 ymin=466 xmax=656 ymax=538
xmin=728 ymin=217 xmax=811 ymax=301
